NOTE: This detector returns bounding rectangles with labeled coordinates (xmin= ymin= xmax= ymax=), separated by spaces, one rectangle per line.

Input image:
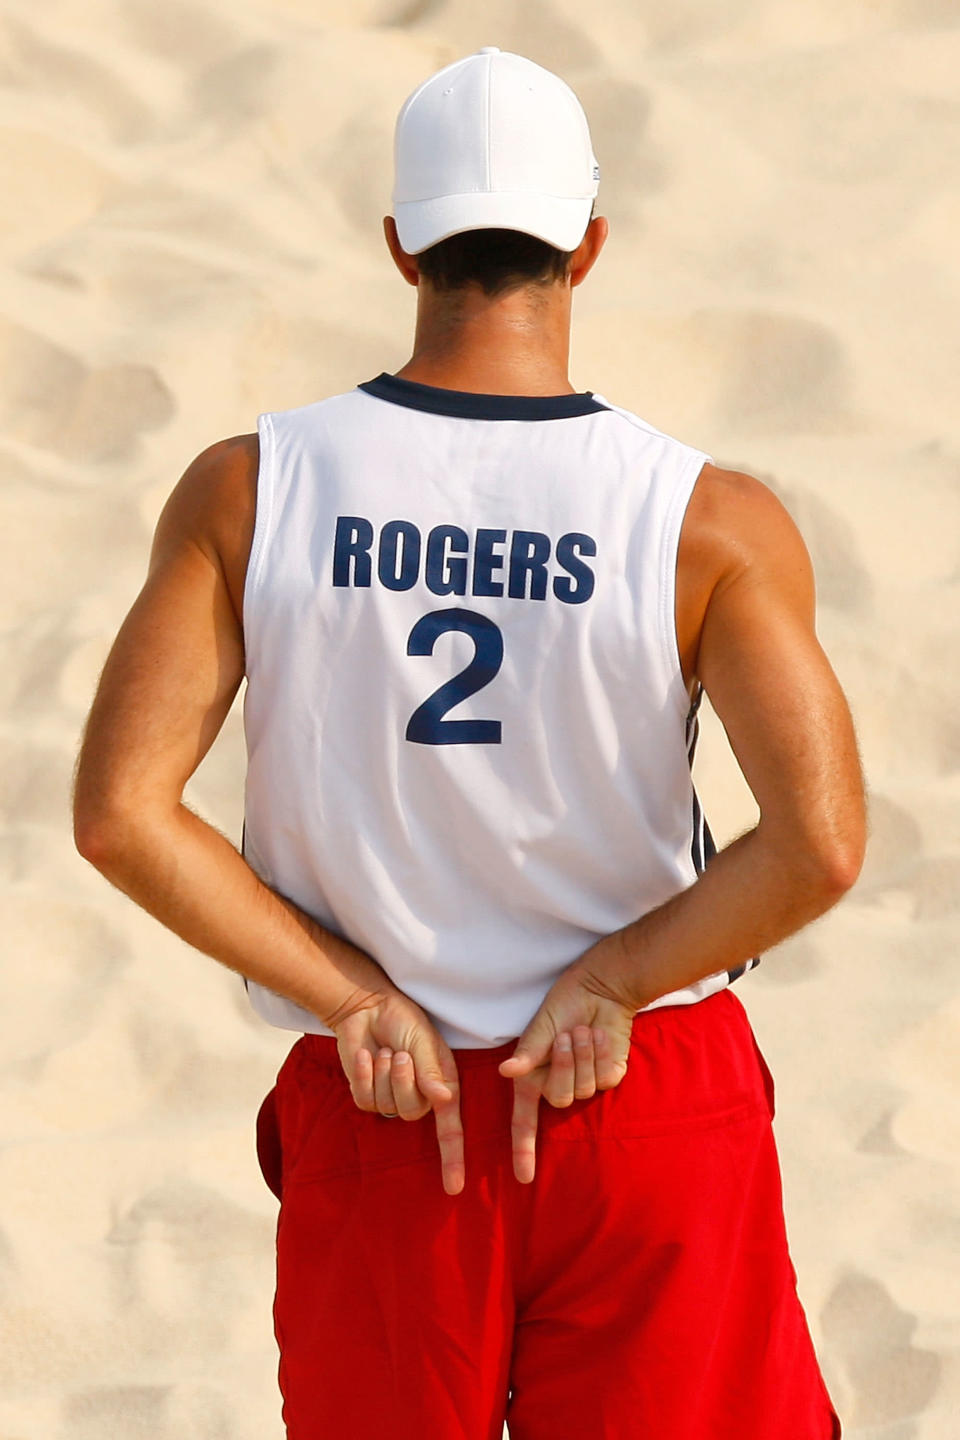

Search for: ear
xmin=383 ymin=216 xmax=420 ymax=287
xmin=569 ymin=214 xmax=609 ymax=289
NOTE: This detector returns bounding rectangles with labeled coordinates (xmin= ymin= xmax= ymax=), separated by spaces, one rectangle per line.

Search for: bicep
xmin=694 ymin=476 xmax=865 ymax=873
xmin=75 ymin=460 xmax=246 ymax=824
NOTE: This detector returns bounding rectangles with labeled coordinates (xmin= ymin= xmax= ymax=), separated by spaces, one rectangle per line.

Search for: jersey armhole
xmin=242 ymin=411 xmax=276 ymax=671
xmin=658 ymin=450 xmax=713 ymax=723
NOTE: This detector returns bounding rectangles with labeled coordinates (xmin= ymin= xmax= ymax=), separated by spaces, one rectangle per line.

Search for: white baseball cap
xmin=392 ymin=47 xmax=600 ymax=256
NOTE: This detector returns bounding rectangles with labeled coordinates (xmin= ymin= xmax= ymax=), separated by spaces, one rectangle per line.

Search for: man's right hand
xmin=330 ymin=989 xmax=465 ymax=1197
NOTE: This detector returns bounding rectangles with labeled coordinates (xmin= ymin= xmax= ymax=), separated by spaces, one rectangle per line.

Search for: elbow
xmin=73 ymin=794 xmax=146 ymax=876
xmin=822 ymin=794 xmax=868 ymax=898
xmin=761 ymin=810 xmax=866 ymax=906
xmin=804 ymin=815 xmax=867 ymax=903
xmin=817 ymin=839 xmax=865 ymax=899
xmin=74 ymin=807 xmax=122 ymax=873
xmin=74 ymin=757 xmax=116 ymax=870
xmin=74 ymin=783 xmax=178 ymax=877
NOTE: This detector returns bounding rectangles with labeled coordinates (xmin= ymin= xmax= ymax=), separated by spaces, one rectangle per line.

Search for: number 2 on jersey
xmin=406 ymin=608 xmax=503 ymax=745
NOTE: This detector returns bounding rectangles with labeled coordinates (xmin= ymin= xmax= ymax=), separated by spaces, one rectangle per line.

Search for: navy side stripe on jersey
xmin=685 ymin=685 xmax=762 ymax=986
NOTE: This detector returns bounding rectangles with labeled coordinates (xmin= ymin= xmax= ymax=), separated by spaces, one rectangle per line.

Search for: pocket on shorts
xmin=538 ymin=990 xmax=771 ymax=1144
xmin=746 ymin=1028 xmax=777 ymax=1120
xmin=715 ymin=989 xmax=777 ymax=1123
xmin=255 ymin=1085 xmax=283 ymax=1200
xmin=274 ymin=1039 xmax=356 ymax=1189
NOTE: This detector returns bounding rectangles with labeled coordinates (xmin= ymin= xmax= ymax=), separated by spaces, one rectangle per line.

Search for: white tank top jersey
xmin=241 ymin=373 xmax=761 ymax=1048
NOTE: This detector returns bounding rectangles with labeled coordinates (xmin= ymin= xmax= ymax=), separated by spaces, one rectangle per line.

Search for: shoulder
xmin=683 ymin=462 xmax=814 ymax=597
xmin=152 ymin=432 xmax=259 ymax=622
xmin=162 ymin=432 xmax=259 ymax=542
xmin=676 ymin=463 xmax=816 ymax=687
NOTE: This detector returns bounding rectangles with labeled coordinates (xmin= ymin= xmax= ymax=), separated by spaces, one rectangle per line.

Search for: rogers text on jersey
xmin=332 ymin=515 xmax=597 ymax=605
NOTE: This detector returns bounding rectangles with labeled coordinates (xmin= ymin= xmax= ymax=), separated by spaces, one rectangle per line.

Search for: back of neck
xmin=396 ymin=282 xmax=575 ymax=396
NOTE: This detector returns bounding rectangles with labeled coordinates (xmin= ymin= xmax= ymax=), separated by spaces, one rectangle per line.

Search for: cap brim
xmin=394 ymin=191 xmax=594 ymax=255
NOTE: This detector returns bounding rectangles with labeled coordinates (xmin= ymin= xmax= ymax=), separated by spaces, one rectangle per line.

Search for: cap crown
xmin=394 ymin=49 xmax=597 ymax=206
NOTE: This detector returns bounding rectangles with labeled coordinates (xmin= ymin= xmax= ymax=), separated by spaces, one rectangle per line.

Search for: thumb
xmin=407 ymin=1033 xmax=455 ymax=1101
xmin=498 ymin=1018 xmax=556 ymax=1076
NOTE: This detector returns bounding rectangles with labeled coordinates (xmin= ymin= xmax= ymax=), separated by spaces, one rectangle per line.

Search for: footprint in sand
xmin=624 ymin=0 xmax=763 ymax=53
xmin=0 ymin=128 xmax=111 ymax=264
xmin=0 ymin=737 xmax=77 ymax=831
xmin=821 ymin=1268 xmax=942 ymax=1430
xmin=855 ymin=792 xmax=925 ymax=899
xmin=2 ymin=896 xmax=129 ymax=1068
xmin=824 ymin=0 xmax=960 ymax=33
xmin=0 ymin=318 xmax=175 ymax=463
xmin=3 ymin=15 xmax=155 ymax=144
xmin=1 ymin=458 xmax=143 ymax=623
xmin=572 ymin=77 xmax=668 ymax=227
xmin=106 ymin=1178 xmax=272 ymax=1318
xmin=856 ymin=1108 xmax=910 ymax=1157
xmin=399 ymin=0 xmax=603 ymax=76
xmin=701 ymin=307 xmax=855 ymax=433
xmin=0 ymin=1225 xmax=15 ymax=1305
xmin=63 ymin=1377 xmax=245 ymax=1440
xmin=186 ymin=44 xmax=280 ymax=126
xmin=911 ymin=856 xmax=960 ymax=921
xmin=753 ymin=931 xmax=823 ymax=985
xmin=61 ymin=1383 xmax=172 ymax=1440
xmin=752 ymin=470 xmax=873 ymax=614
xmin=112 ymin=0 xmax=236 ymax=70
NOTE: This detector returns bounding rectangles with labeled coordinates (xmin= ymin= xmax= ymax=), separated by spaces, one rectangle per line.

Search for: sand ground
xmin=1 ymin=2 xmax=959 ymax=1436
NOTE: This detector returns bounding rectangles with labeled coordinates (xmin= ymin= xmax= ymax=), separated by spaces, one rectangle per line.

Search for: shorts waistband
xmin=294 ymin=991 xmax=735 ymax=1075
xmin=297 ymin=1032 xmax=520 ymax=1072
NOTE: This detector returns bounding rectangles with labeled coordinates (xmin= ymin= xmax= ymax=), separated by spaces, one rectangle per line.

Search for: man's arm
xmin=73 ymin=435 xmax=399 ymax=1024
xmin=573 ymin=464 xmax=867 ymax=1011
xmin=496 ymin=462 xmax=866 ymax=1184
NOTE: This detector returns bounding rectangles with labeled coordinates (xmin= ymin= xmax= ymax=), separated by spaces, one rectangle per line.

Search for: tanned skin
xmin=73 ymin=215 xmax=866 ymax=1197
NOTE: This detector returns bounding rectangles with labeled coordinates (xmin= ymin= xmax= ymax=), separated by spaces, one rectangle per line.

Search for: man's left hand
xmin=498 ymin=962 xmax=636 ymax=1184
xmin=330 ymin=989 xmax=465 ymax=1197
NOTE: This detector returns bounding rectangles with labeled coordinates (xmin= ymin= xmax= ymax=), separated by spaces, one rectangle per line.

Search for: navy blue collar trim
xmin=359 ymin=372 xmax=606 ymax=421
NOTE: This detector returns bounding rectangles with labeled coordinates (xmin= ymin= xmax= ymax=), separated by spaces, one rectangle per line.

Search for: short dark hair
xmin=416 ymin=228 xmax=575 ymax=297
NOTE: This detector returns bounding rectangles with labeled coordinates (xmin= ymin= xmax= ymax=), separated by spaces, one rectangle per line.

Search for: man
xmin=74 ymin=46 xmax=862 ymax=1440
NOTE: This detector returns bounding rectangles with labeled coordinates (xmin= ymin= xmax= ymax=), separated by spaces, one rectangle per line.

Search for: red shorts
xmin=256 ymin=986 xmax=842 ymax=1439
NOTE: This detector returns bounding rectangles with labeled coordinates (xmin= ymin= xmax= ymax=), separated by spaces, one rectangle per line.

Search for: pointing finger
xmin=433 ymin=1085 xmax=465 ymax=1195
xmin=510 ymin=1078 xmax=542 ymax=1185
xmin=405 ymin=1036 xmax=462 ymax=1192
